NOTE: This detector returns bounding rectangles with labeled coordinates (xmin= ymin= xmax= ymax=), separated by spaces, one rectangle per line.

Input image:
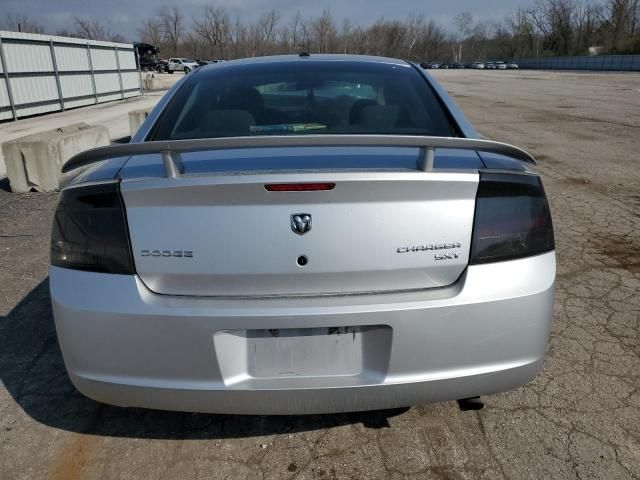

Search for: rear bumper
xmin=50 ymin=252 xmax=555 ymax=414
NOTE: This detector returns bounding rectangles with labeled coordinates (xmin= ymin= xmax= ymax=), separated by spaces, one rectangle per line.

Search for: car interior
xmin=161 ymin=72 xmax=453 ymax=140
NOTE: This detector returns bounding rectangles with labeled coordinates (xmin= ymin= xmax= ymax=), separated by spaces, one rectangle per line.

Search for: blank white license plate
xmin=214 ymin=326 xmax=392 ymax=383
xmin=247 ymin=327 xmax=364 ymax=378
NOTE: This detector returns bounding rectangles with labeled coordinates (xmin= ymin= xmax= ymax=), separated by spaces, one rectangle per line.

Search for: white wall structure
xmin=0 ymin=31 xmax=142 ymax=122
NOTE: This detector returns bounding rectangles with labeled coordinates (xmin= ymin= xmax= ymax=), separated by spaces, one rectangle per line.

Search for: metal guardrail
xmin=514 ymin=54 xmax=640 ymax=71
xmin=61 ymin=134 xmax=537 ymax=175
xmin=0 ymin=31 xmax=142 ymax=121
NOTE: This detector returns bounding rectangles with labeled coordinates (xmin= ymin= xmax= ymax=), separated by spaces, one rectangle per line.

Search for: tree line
xmin=3 ymin=0 xmax=640 ymax=62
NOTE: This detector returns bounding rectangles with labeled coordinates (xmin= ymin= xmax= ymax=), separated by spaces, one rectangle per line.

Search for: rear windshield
xmin=150 ymin=60 xmax=456 ymax=140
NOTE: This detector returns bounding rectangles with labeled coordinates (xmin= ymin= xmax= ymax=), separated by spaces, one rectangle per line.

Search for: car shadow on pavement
xmin=0 ymin=279 xmax=409 ymax=439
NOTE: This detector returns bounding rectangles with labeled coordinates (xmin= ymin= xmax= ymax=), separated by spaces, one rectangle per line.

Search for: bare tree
xmin=73 ymin=16 xmax=108 ymax=40
xmin=420 ymin=19 xmax=448 ymax=61
xmin=454 ymin=12 xmax=475 ymax=61
xmin=472 ymin=21 xmax=494 ymax=59
xmin=574 ymin=0 xmax=602 ymax=54
xmin=138 ymin=17 xmax=164 ymax=48
xmin=600 ymin=0 xmax=640 ymax=51
xmin=257 ymin=9 xmax=280 ymax=54
xmin=131 ymin=4 xmax=639 ymax=62
xmin=504 ymin=8 xmax=537 ymax=57
xmin=368 ymin=19 xmax=408 ymax=57
xmin=159 ymin=6 xmax=184 ymax=56
xmin=231 ymin=17 xmax=247 ymax=58
xmin=299 ymin=19 xmax=312 ymax=52
xmin=531 ymin=0 xmax=575 ymax=55
xmin=72 ymin=17 xmax=125 ymax=42
xmin=109 ymin=33 xmax=127 ymax=43
xmin=193 ymin=6 xmax=232 ymax=58
xmin=3 ymin=13 xmax=44 ymax=33
xmin=289 ymin=11 xmax=303 ymax=52
xmin=406 ymin=15 xmax=425 ymax=60
xmin=341 ymin=19 xmax=354 ymax=54
xmin=181 ymin=32 xmax=207 ymax=59
xmin=310 ymin=10 xmax=337 ymax=53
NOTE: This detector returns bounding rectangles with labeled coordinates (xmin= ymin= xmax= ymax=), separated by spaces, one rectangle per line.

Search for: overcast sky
xmin=2 ymin=0 xmax=533 ymax=40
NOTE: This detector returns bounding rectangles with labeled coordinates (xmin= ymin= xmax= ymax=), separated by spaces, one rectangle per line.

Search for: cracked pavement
xmin=1 ymin=70 xmax=639 ymax=479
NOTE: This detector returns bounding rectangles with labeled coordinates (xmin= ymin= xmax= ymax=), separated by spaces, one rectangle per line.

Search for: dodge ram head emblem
xmin=291 ymin=214 xmax=312 ymax=235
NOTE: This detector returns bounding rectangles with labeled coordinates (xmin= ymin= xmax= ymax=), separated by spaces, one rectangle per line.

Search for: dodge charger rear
xmin=50 ymin=55 xmax=555 ymax=414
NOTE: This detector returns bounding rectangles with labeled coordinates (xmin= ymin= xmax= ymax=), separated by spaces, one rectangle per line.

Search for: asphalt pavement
xmin=1 ymin=69 xmax=639 ymax=479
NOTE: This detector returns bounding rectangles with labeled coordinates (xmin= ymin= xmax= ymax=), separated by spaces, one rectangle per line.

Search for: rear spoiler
xmin=61 ymin=134 xmax=536 ymax=177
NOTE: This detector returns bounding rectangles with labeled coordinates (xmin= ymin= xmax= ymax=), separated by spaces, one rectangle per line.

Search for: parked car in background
xmin=496 ymin=61 xmax=507 ymax=70
xmin=166 ymin=58 xmax=200 ymax=73
xmin=52 ymin=54 xmax=555 ymax=415
xmin=472 ymin=62 xmax=485 ymax=69
xmin=508 ymin=61 xmax=519 ymax=69
xmin=155 ymin=59 xmax=169 ymax=73
xmin=134 ymin=43 xmax=160 ymax=71
xmin=485 ymin=62 xmax=496 ymax=70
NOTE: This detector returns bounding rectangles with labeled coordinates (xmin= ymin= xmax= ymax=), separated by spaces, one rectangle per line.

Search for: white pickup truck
xmin=166 ymin=58 xmax=199 ymax=74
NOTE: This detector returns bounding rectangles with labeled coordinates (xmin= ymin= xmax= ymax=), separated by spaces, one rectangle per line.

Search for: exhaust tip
xmin=457 ymin=397 xmax=484 ymax=411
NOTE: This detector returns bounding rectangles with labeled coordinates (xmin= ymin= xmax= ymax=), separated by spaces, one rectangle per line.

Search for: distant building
xmin=588 ymin=46 xmax=604 ymax=56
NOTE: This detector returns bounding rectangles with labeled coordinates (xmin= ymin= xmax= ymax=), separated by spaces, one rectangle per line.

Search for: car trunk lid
xmin=120 ymin=153 xmax=478 ymax=297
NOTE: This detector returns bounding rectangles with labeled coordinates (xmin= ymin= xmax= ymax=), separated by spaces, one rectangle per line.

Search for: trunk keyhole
xmin=297 ymin=255 xmax=308 ymax=267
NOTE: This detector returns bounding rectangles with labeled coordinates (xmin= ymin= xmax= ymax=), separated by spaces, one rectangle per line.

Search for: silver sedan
xmin=50 ymin=54 xmax=555 ymax=414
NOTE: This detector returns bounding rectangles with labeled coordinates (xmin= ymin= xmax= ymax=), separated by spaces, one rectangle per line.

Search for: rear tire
xmin=168 ymin=69 xmax=174 ymax=74
xmin=184 ymin=67 xmax=191 ymax=74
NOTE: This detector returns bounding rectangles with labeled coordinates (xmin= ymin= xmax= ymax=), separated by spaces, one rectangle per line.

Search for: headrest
xmin=223 ymin=87 xmax=264 ymax=117
xmin=358 ymin=105 xmax=400 ymax=129
xmin=349 ymin=99 xmax=378 ymax=125
xmin=201 ymin=109 xmax=256 ymax=136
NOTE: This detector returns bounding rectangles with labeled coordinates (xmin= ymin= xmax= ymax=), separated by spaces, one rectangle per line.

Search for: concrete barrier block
xmin=142 ymin=77 xmax=163 ymax=90
xmin=1 ymin=123 xmax=110 ymax=193
xmin=129 ymin=108 xmax=151 ymax=136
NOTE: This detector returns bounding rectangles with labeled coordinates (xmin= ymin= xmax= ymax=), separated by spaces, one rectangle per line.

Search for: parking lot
xmin=0 ymin=73 xmax=182 ymax=178
xmin=1 ymin=69 xmax=639 ymax=479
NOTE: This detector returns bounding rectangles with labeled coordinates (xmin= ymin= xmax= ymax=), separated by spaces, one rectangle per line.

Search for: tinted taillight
xmin=51 ymin=182 xmax=134 ymax=274
xmin=470 ymin=172 xmax=554 ymax=264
